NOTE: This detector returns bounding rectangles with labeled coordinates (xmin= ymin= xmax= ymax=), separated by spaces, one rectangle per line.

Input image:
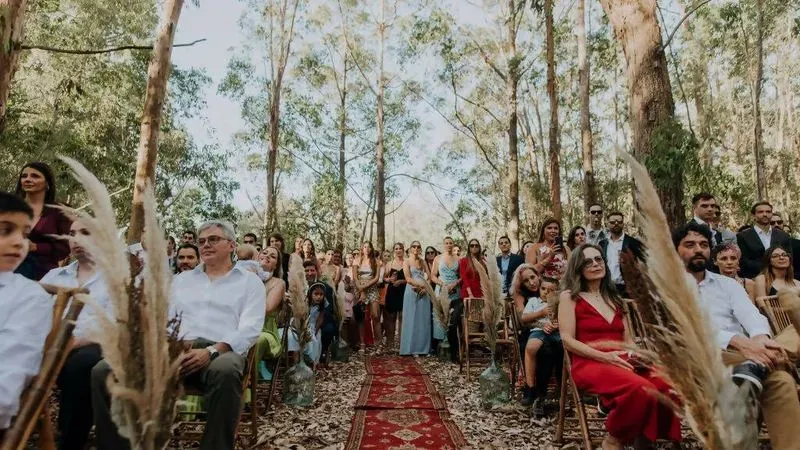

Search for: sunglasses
xmin=589 ymin=210 xmax=603 ymax=215
xmin=469 ymin=244 xmax=480 ymax=248
xmin=607 ymin=220 xmax=623 ymax=225
xmin=771 ymin=220 xmax=784 ymax=225
xmin=410 ymin=245 xmax=421 ymax=249
xmin=582 ymin=255 xmax=605 ymax=267
xmin=425 ymin=250 xmax=436 ymax=254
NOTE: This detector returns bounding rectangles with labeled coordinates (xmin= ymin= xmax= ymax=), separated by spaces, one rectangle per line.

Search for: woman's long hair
xmin=561 ymin=243 xmax=623 ymax=310
xmin=262 ymin=246 xmax=283 ymax=280
xmin=566 ymin=226 xmax=586 ymax=251
xmin=761 ymin=244 xmax=795 ymax=289
xmin=15 ymin=161 xmax=57 ymax=204
xmin=537 ymin=217 xmax=566 ymax=255
xmin=466 ymin=238 xmax=487 ymax=279
xmin=300 ymin=238 xmax=317 ymax=262
xmin=510 ymin=263 xmax=539 ymax=299
xmin=518 ymin=240 xmax=534 ymax=257
xmin=360 ymin=241 xmax=377 ymax=275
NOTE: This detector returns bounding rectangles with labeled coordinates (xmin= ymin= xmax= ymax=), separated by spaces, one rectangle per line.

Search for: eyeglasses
xmin=771 ymin=220 xmax=784 ymax=226
xmin=589 ymin=210 xmax=603 ymax=215
xmin=771 ymin=253 xmax=790 ymax=259
xmin=582 ymin=256 xmax=605 ymax=267
xmin=197 ymin=236 xmax=229 ymax=247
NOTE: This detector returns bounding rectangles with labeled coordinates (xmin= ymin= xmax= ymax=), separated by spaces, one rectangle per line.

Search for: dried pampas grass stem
xmin=287 ymin=254 xmax=311 ymax=354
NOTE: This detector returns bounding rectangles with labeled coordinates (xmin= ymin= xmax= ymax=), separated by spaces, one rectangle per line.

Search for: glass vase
xmin=331 ymin=337 xmax=351 ymax=362
xmin=282 ymin=358 xmax=315 ymax=407
xmin=479 ymin=358 xmax=510 ymax=407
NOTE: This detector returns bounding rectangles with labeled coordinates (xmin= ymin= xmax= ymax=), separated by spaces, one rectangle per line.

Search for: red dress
xmin=570 ymin=296 xmax=681 ymax=443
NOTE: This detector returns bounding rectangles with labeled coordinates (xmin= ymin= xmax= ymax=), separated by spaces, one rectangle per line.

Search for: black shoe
xmin=531 ymin=398 xmax=545 ymax=417
xmin=597 ymin=398 xmax=609 ymax=417
xmin=732 ymin=361 xmax=767 ymax=394
xmin=520 ymin=386 xmax=536 ymax=406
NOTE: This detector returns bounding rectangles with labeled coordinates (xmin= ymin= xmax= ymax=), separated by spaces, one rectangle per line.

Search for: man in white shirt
xmin=598 ymin=212 xmax=643 ymax=298
xmin=675 ymin=222 xmax=800 ymax=450
xmin=40 ymin=219 xmax=113 ymax=449
xmin=0 ymin=192 xmax=51 ymax=432
xmin=585 ymin=203 xmax=608 ymax=245
xmin=91 ymin=220 xmax=266 ymax=450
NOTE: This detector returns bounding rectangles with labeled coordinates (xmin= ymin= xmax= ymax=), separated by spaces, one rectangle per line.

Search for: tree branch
xmin=20 ymin=38 xmax=206 ymax=55
xmin=661 ymin=0 xmax=712 ymax=50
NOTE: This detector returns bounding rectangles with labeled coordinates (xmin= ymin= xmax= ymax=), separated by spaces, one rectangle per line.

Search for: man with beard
xmin=40 ymin=219 xmax=115 ymax=449
xmin=175 ymin=243 xmax=200 ymax=273
xmin=674 ymin=222 xmax=800 ymax=450
xmin=598 ymin=212 xmax=643 ymax=297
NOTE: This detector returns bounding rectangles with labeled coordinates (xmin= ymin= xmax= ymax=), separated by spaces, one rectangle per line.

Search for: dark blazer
xmin=496 ymin=253 xmax=524 ymax=293
xmin=598 ymin=234 xmax=645 ymax=263
xmin=281 ymin=252 xmax=290 ymax=285
xmin=791 ymin=238 xmax=800 ymax=281
xmin=737 ymin=227 xmax=790 ymax=279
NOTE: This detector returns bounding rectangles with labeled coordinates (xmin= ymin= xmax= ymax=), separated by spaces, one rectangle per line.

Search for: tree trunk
xmin=545 ymin=0 xmax=561 ymax=220
xmin=127 ymin=0 xmax=184 ymax=244
xmin=753 ymin=0 xmax=766 ymax=200
xmin=374 ymin=0 xmax=386 ymax=251
xmin=337 ymin=59 xmax=348 ymax=250
xmin=506 ymin=0 xmax=520 ymax=248
xmin=265 ymin=79 xmax=281 ymax=234
xmin=0 ymin=0 xmax=27 ymax=130
xmin=576 ymin=0 xmax=596 ymax=213
xmin=598 ymin=0 xmax=682 ymax=227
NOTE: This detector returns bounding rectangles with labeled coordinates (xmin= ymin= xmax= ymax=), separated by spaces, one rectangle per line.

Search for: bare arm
xmin=753 ymin=275 xmax=768 ymax=299
xmin=558 ymin=291 xmax=632 ymax=370
xmin=521 ymin=306 xmax=550 ymax=325
xmin=265 ymin=280 xmax=285 ymax=315
xmin=744 ymin=279 xmax=757 ymax=303
xmin=430 ymin=255 xmax=443 ymax=286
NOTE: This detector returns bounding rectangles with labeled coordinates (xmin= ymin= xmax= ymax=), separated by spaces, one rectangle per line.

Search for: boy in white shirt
xmin=0 ymin=192 xmax=51 ymax=431
xmin=521 ymin=276 xmax=561 ymax=412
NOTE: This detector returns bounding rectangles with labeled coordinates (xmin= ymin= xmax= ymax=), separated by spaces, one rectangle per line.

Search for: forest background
xmin=1 ymin=0 xmax=798 ymax=252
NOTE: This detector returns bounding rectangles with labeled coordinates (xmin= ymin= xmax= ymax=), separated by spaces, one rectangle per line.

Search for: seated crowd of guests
xmin=2 ymin=161 xmax=800 ymax=450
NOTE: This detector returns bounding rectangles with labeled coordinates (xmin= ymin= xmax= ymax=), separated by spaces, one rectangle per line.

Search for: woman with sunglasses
xmin=400 ymin=241 xmax=433 ymax=356
xmin=459 ymin=239 xmax=486 ymax=300
xmin=754 ymin=244 xmax=800 ymax=298
xmin=383 ymin=242 xmax=407 ymax=349
xmin=559 ymin=244 xmax=681 ymax=449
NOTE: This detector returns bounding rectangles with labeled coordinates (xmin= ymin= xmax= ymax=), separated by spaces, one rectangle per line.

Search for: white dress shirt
xmin=0 ymin=271 xmax=52 ymax=428
xmin=606 ymin=233 xmax=625 ymax=284
xmin=40 ymin=261 xmax=113 ymax=339
xmin=170 ymin=264 xmax=266 ymax=355
xmin=755 ymin=225 xmax=772 ymax=250
xmin=690 ymin=271 xmax=771 ymax=349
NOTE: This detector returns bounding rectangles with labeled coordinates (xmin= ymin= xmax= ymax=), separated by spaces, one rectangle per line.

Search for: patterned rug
xmin=346 ymin=356 xmax=468 ymax=449
xmin=354 ymin=374 xmax=447 ymax=410
xmin=364 ymin=355 xmax=426 ymax=376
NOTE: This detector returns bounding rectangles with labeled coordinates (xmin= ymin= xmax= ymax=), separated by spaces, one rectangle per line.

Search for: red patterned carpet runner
xmin=345 ymin=355 xmax=468 ymax=449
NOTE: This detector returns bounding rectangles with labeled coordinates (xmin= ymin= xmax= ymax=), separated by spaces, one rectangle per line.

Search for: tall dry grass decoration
xmin=60 ymin=157 xmax=183 ymax=450
xmin=336 ymin=280 xmax=347 ymax=334
xmin=476 ymin=255 xmax=503 ymax=357
xmin=287 ymin=254 xmax=311 ymax=354
xmin=432 ymin=283 xmax=451 ymax=331
xmin=619 ymin=151 xmax=755 ymax=449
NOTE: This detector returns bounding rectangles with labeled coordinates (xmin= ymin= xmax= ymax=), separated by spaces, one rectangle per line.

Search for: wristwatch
xmin=205 ymin=345 xmax=219 ymax=361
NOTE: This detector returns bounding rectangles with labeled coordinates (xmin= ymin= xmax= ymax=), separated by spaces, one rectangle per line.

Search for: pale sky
xmin=171 ymin=1 xmax=463 ymax=247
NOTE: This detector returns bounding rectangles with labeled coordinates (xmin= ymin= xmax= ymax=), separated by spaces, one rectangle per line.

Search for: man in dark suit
xmin=737 ymin=201 xmax=790 ymax=279
xmin=688 ymin=192 xmax=736 ymax=248
xmin=598 ymin=212 xmax=644 ymax=298
xmin=268 ymin=232 xmax=291 ymax=285
xmin=497 ymin=235 xmax=524 ymax=295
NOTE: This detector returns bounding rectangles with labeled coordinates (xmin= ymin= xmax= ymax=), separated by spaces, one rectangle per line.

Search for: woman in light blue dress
xmin=400 ymin=240 xmax=432 ymax=356
xmin=431 ymin=237 xmax=461 ymax=341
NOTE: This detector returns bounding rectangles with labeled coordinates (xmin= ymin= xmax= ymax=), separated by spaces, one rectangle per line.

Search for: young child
xmin=343 ymin=275 xmax=361 ymax=349
xmin=287 ymin=282 xmax=326 ymax=369
xmin=235 ymin=244 xmax=269 ymax=281
xmin=0 ymin=192 xmax=52 ymax=430
xmin=521 ymin=276 xmax=561 ymax=411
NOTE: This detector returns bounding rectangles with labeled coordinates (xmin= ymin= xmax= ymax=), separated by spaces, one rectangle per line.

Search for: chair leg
xmin=571 ymin=380 xmax=593 ymax=450
xmin=36 ymin=408 xmax=56 ymax=450
xmin=266 ymin=329 xmax=289 ymax=411
xmin=553 ymin=362 xmax=569 ymax=446
xmin=250 ymin=358 xmax=259 ymax=445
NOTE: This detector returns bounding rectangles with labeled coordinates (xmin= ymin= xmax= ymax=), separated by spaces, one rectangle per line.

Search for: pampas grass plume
xmin=287 ymin=254 xmax=311 ymax=352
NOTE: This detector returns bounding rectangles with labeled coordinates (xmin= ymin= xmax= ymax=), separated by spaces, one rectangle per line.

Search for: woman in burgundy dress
xmin=558 ymin=244 xmax=681 ymax=449
xmin=14 ymin=162 xmax=72 ymax=280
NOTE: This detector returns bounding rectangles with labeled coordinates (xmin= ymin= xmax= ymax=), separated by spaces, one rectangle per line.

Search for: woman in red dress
xmin=558 ymin=244 xmax=681 ymax=449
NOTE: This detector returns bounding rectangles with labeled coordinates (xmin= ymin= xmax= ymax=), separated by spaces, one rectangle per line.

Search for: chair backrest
xmin=464 ymin=297 xmax=485 ymax=324
xmin=2 ymin=288 xmax=85 ymax=450
xmin=756 ymin=295 xmax=791 ymax=335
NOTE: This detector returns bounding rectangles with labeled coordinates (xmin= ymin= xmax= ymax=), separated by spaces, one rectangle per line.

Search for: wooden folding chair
xmin=172 ymin=346 xmax=259 ymax=448
xmin=505 ymin=297 xmax=526 ymax=398
xmin=459 ymin=297 xmax=517 ymax=385
xmin=756 ymin=295 xmax=792 ymax=335
xmin=2 ymin=287 xmax=85 ymax=450
xmin=265 ymin=294 xmax=292 ymax=411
